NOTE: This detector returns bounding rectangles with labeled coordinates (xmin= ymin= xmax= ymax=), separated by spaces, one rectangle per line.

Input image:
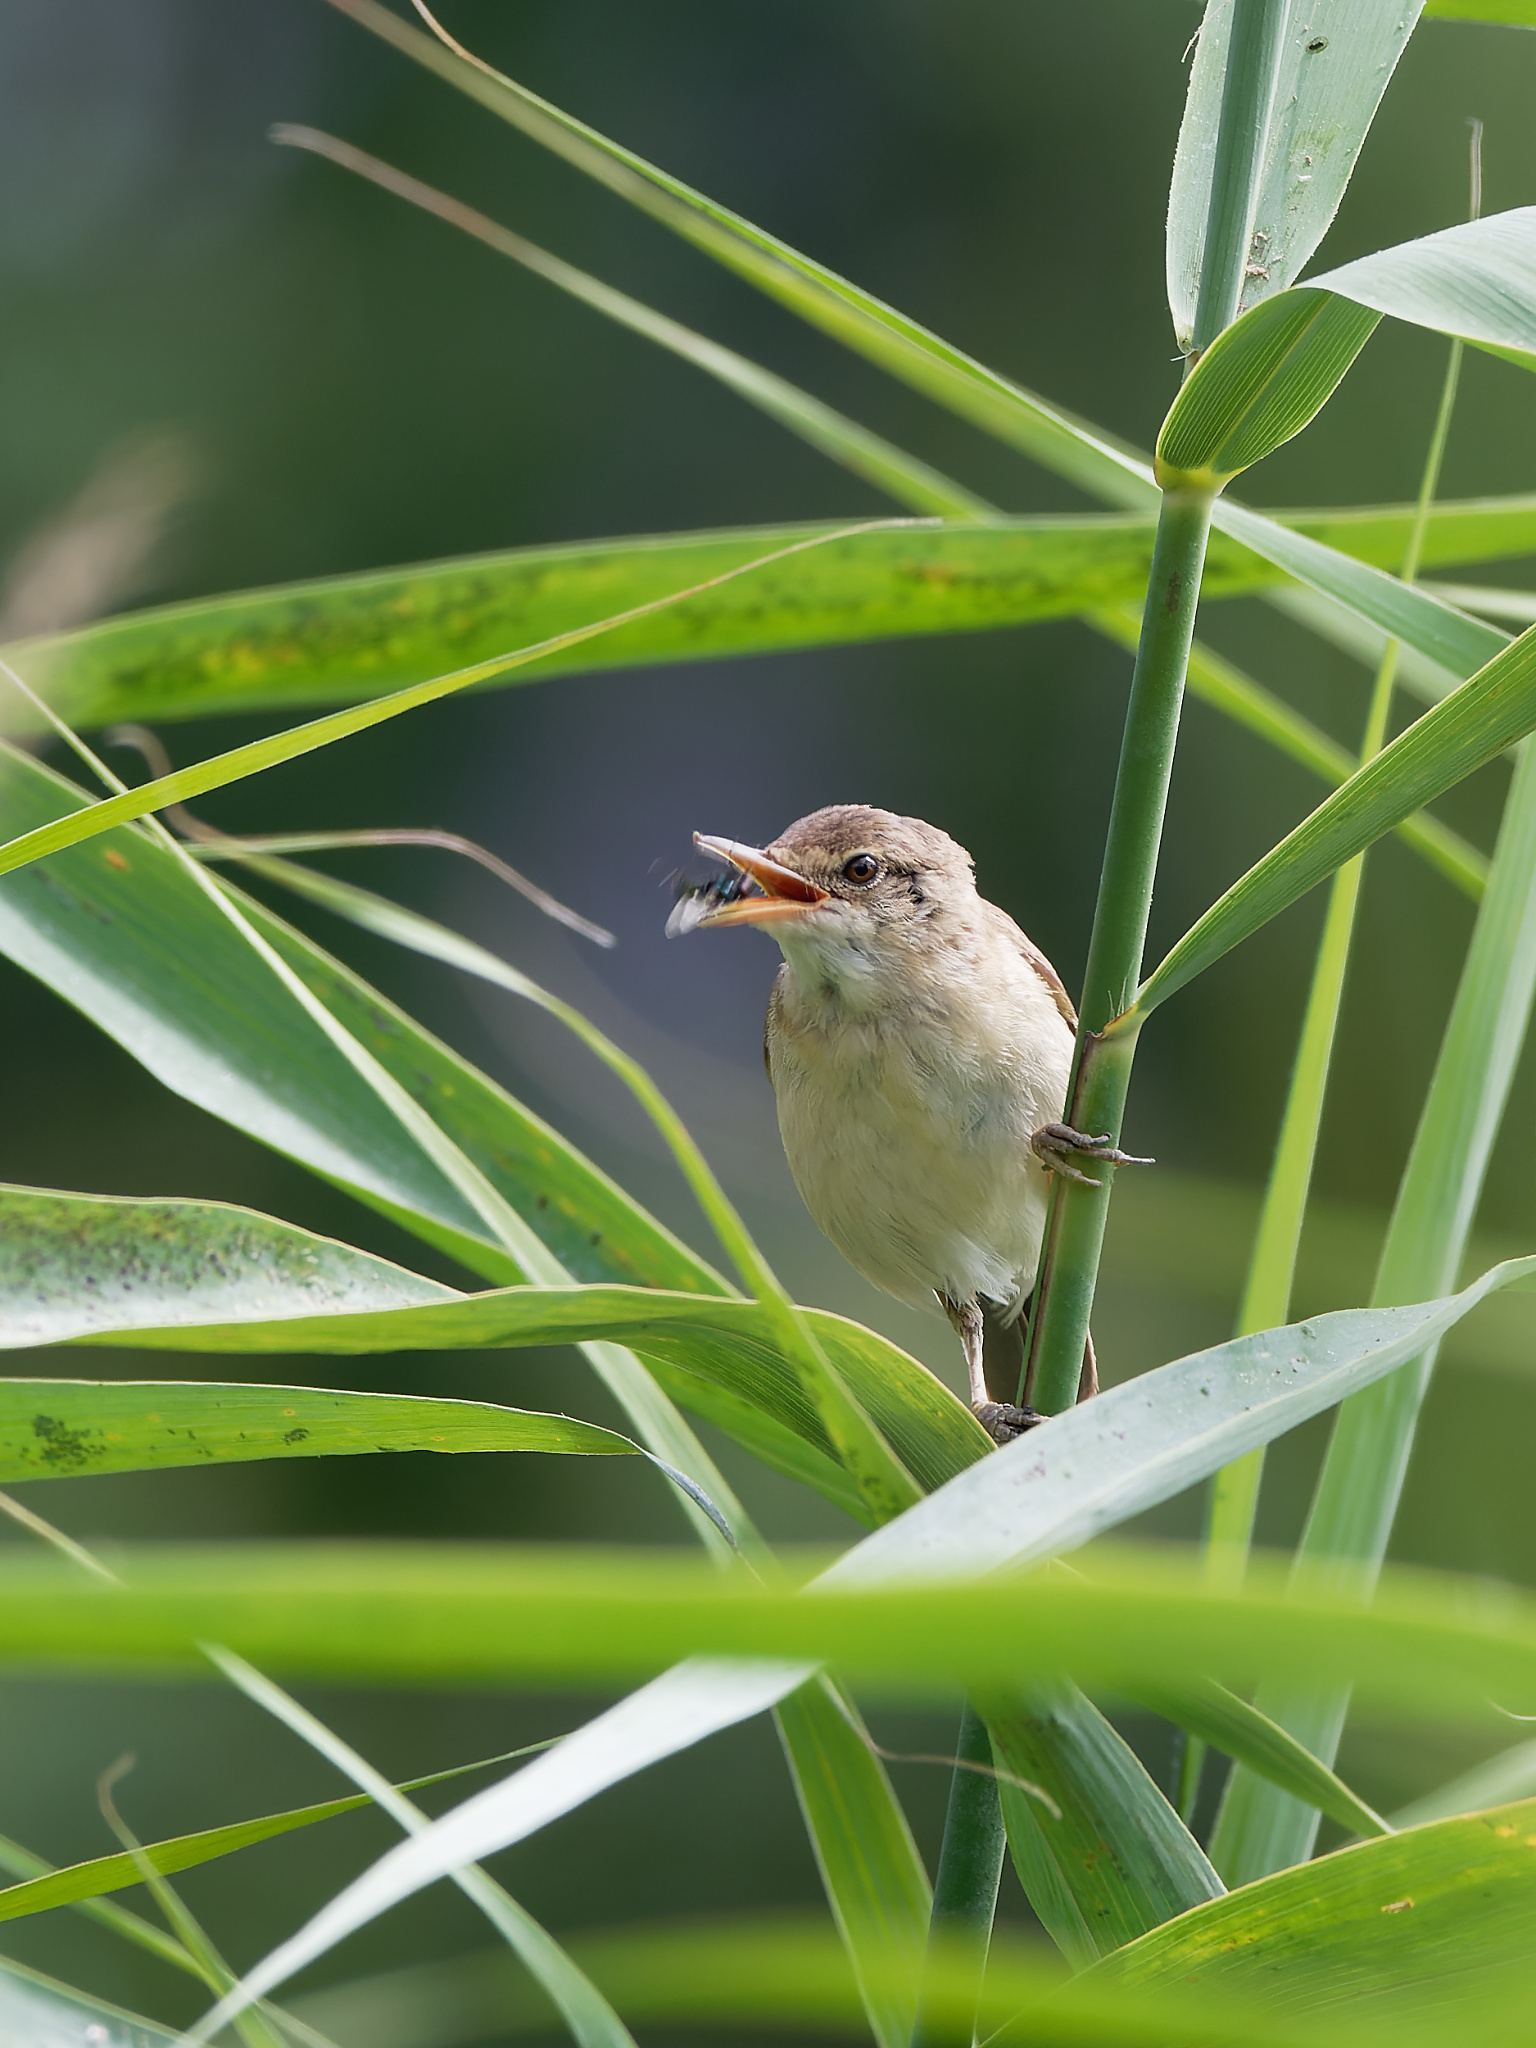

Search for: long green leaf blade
xmin=984 ymin=1684 xmax=1222 ymax=1968
xmin=153 ymin=1521 xmax=1536 ymax=2038
xmin=1212 ymin=704 xmax=1536 ymax=1880
xmin=1095 ymin=1798 xmax=1536 ymax=2014
xmin=10 ymin=502 xmax=1535 ymax=730
xmin=0 ymin=749 xmax=718 ymax=1292
xmin=1126 ymin=1677 xmax=1389 ymax=1837
xmin=1136 ymin=621 xmax=1536 ymax=1017
xmin=313 ymin=0 xmax=1536 ymax=687
xmin=5 ymin=1539 xmax=1536 ymax=1716
xmin=31 ymin=1256 xmax=1536 ymax=1574
xmin=0 ymin=1376 xmax=635 ymax=1482
xmin=0 ymin=1747 xmax=551 ymax=1926
xmin=775 ymin=1680 xmax=931 ymax=2048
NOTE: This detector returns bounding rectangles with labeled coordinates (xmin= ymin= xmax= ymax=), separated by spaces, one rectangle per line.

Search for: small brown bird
xmin=669 ymin=804 xmax=1145 ymax=1441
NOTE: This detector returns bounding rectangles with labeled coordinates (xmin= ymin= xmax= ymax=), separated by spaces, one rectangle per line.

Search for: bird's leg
xmin=940 ymin=1294 xmax=1043 ymax=1447
xmin=1031 ymin=1120 xmax=1153 ymax=1188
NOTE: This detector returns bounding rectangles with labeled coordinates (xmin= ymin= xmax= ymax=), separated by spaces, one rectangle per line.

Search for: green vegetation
xmin=6 ymin=1 xmax=1536 ymax=2041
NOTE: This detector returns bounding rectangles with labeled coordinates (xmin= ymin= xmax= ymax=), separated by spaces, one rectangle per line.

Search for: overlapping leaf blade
xmin=0 ymin=748 xmax=717 ymax=1291
xmin=0 ymin=1184 xmax=983 ymax=1506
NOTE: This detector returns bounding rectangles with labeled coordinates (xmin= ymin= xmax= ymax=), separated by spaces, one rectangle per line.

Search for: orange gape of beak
xmin=690 ymin=832 xmax=830 ymax=927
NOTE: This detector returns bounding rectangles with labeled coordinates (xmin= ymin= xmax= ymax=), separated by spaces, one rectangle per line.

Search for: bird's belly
xmin=772 ymin=1034 xmax=1059 ymax=1315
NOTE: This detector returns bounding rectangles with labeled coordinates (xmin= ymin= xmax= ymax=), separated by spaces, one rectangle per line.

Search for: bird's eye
xmin=842 ymin=853 xmax=879 ymax=884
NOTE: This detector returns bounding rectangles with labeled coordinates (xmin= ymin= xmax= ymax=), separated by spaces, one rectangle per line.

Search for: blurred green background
xmin=3 ymin=0 xmax=1536 ymax=2031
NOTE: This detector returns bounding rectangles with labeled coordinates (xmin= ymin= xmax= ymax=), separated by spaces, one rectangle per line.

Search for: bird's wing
xmin=996 ymin=909 xmax=1077 ymax=1028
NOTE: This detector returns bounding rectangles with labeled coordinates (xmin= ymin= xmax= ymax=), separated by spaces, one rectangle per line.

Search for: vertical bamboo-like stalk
xmin=917 ymin=0 xmax=1287 ymax=2006
xmin=910 ymin=1705 xmax=1007 ymax=2048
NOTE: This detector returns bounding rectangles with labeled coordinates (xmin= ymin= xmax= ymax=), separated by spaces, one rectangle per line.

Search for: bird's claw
xmin=972 ymin=1399 xmax=1044 ymax=1445
xmin=1031 ymin=1120 xmax=1153 ymax=1187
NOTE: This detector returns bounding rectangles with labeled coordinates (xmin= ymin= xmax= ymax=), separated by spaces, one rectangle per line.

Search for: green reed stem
xmin=910 ymin=1703 xmax=1007 ymax=2048
xmin=940 ymin=0 xmax=1280 ymax=1961
xmin=1022 ymin=489 xmax=1213 ymax=1416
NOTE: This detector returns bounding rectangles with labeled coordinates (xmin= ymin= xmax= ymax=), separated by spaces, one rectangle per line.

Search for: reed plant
xmin=6 ymin=2 xmax=1536 ymax=2041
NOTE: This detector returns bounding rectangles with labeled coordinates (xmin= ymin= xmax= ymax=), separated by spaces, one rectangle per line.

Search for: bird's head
xmin=670 ymin=805 xmax=979 ymax=985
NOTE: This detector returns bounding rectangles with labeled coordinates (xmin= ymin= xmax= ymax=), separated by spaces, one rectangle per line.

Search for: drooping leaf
xmin=0 ymin=748 xmax=722 ymax=1292
xmin=57 ymin=1279 xmax=983 ymax=1502
xmin=0 ymin=1182 xmax=457 ymax=1346
xmin=0 ymin=751 xmax=514 ymax=1276
xmin=1167 ymin=1 xmax=1425 ymax=353
xmin=0 ymin=746 xmax=759 ymax=1558
xmin=1311 ymin=206 xmax=1536 ymax=373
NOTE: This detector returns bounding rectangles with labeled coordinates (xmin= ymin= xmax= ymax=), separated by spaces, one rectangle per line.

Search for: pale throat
xmin=773 ymin=916 xmax=895 ymax=1021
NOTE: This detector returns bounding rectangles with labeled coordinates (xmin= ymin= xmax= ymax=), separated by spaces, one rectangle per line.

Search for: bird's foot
xmin=972 ymin=1399 xmax=1044 ymax=1445
xmin=1031 ymin=1120 xmax=1154 ymax=1188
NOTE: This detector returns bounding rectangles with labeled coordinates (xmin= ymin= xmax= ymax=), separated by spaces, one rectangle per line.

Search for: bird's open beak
xmin=689 ymin=832 xmax=830 ymax=927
